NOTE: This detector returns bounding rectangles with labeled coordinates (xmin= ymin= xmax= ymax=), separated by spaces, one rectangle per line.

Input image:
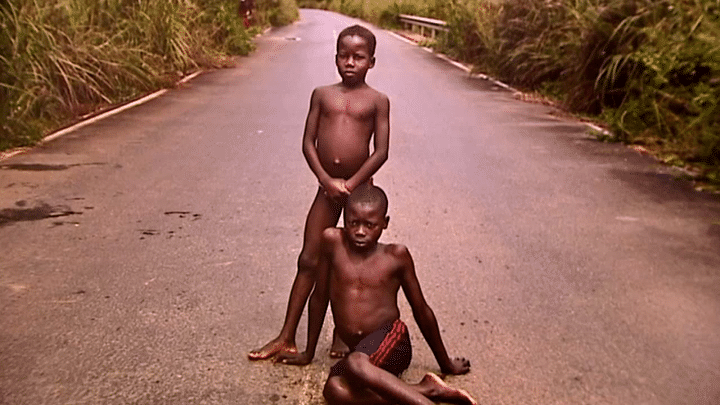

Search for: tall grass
xmin=0 ymin=0 xmax=297 ymax=151
xmin=438 ymin=0 xmax=720 ymax=175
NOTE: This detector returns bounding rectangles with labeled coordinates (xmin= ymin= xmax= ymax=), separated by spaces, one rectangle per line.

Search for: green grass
xmin=0 ymin=0 xmax=298 ymax=151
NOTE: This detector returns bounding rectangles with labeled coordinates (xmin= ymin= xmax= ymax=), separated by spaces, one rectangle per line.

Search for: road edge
xmin=385 ymin=29 xmax=720 ymax=192
xmin=386 ymin=30 xmax=611 ymax=139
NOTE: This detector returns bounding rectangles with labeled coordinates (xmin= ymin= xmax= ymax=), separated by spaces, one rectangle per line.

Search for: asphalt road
xmin=1 ymin=9 xmax=719 ymax=405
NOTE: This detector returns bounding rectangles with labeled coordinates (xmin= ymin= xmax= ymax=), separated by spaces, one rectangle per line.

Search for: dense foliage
xmin=447 ymin=0 xmax=720 ymax=178
xmin=0 ymin=0 xmax=298 ymax=150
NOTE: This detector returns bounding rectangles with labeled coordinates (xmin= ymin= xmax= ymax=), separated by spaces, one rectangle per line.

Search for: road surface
xmin=1 ymin=9 xmax=719 ymax=405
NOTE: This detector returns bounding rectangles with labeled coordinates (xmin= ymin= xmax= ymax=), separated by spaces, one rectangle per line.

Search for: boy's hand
xmin=323 ymin=179 xmax=350 ymax=200
xmin=441 ymin=357 xmax=471 ymax=375
xmin=275 ymin=351 xmax=313 ymax=366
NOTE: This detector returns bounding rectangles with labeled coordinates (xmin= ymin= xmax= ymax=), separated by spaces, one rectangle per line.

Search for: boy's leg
xmin=325 ymin=352 xmax=434 ymax=405
xmin=323 ymin=363 xmax=476 ymax=405
xmin=414 ymin=373 xmax=477 ymax=405
xmin=323 ymin=375 xmax=391 ymax=405
xmin=330 ymin=328 xmax=350 ymax=358
xmin=249 ymin=188 xmax=342 ymax=360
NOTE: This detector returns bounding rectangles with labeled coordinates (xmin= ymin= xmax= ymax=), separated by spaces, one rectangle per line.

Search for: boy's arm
xmin=397 ymin=245 xmax=470 ymax=375
xmin=302 ymin=88 xmax=349 ymax=198
xmin=278 ymin=230 xmax=334 ymax=365
xmin=345 ymin=94 xmax=390 ymax=191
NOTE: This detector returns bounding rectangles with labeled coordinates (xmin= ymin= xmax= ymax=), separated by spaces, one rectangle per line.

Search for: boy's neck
xmin=346 ymin=239 xmax=383 ymax=258
xmin=340 ymin=79 xmax=367 ymax=89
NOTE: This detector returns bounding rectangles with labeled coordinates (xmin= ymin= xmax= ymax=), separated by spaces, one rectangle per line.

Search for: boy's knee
xmin=297 ymin=250 xmax=320 ymax=270
xmin=345 ymin=352 xmax=372 ymax=379
xmin=323 ymin=377 xmax=349 ymax=404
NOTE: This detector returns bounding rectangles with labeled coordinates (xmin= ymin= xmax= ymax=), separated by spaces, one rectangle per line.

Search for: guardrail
xmin=398 ymin=14 xmax=448 ymax=39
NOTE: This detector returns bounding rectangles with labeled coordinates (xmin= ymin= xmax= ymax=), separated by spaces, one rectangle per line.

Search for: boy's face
xmin=336 ymin=35 xmax=375 ymax=85
xmin=343 ymin=201 xmax=388 ymax=251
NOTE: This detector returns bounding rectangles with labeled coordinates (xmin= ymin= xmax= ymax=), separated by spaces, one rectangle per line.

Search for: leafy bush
xmin=432 ymin=0 xmax=720 ymax=177
xmin=592 ymin=0 xmax=720 ymax=168
xmin=264 ymin=0 xmax=300 ymax=26
xmin=437 ymin=0 xmax=498 ymax=65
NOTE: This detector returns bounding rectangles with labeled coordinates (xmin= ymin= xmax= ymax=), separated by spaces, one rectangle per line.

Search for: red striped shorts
xmin=330 ymin=319 xmax=412 ymax=377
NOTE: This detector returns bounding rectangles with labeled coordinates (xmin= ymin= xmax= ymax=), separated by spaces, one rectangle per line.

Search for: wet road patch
xmin=0 ymin=201 xmax=82 ymax=226
xmin=137 ymin=211 xmax=202 ymax=239
xmin=0 ymin=162 xmax=106 ymax=171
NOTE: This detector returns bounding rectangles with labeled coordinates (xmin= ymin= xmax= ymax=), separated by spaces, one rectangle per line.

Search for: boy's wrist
xmin=318 ymin=175 xmax=332 ymax=188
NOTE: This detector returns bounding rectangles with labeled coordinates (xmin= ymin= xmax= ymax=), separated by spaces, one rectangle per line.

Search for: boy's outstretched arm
xmin=345 ymin=94 xmax=390 ymax=191
xmin=277 ymin=230 xmax=334 ymax=365
xmin=302 ymin=88 xmax=349 ymax=199
xmin=397 ymin=246 xmax=471 ymax=375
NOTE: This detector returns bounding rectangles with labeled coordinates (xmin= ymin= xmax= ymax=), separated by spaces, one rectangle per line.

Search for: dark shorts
xmin=330 ymin=319 xmax=412 ymax=377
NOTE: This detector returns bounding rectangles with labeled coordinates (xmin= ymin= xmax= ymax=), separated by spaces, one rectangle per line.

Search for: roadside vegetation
xmin=0 ymin=0 xmax=298 ymax=151
xmin=301 ymin=0 xmax=720 ymax=186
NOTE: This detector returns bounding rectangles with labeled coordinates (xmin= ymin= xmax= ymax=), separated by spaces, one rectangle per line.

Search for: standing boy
xmin=279 ymin=185 xmax=477 ymax=405
xmin=249 ymin=25 xmax=390 ymax=360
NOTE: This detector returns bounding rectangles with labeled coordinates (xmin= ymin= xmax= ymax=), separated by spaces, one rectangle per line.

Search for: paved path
xmin=1 ymin=9 xmax=719 ymax=405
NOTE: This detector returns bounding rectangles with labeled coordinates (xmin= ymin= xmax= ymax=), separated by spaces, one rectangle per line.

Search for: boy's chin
xmin=341 ymin=75 xmax=363 ymax=85
xmin=350 ymin=241 xmax=374 ymax=250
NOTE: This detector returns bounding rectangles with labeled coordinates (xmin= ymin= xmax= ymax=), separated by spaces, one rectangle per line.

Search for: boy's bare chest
xmin=333 ymin=255 xmax=396 ymax=288
xmin=321 ymin=92 xmax=375 ymax=120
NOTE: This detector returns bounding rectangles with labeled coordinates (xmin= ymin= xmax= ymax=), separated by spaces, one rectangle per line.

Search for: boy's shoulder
xmin=313 ymin=83 xmax=335 ymax=93
xmin=380 ymin=242 xmax=411 ymax=260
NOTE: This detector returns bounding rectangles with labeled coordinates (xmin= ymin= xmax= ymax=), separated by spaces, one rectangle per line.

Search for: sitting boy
xmin=278 ymin=184 xmax=476 ymax=405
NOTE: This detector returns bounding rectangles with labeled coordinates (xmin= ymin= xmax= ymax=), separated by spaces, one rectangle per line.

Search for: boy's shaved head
xmin=337 ymin=24 xmax=377 ymax=56
xmin=346 ymin=184 xmax=388 ymax=215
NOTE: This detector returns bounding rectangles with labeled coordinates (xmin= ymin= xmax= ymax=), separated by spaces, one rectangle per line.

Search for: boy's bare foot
xmin=329 ymin=332 xmax=349 ymax=358
xmin=420 ymin=373 xmax=477 ymax=405
xmin=248 ymin=338 xmax=298 ymax=361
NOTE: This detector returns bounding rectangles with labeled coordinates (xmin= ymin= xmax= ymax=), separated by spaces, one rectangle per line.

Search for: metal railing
xmin=398 ymin=14 xmax=448 ymax=39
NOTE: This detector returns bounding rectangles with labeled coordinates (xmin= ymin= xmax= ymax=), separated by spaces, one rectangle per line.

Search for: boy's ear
xmin=369 ymin=56 xmax=376 ymax=68
xmin=383 ymin=215 xmax=389 ymax=228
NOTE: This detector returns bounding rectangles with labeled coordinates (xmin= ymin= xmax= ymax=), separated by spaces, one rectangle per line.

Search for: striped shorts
xmin=330 ymin=319 xmax=412 ymax=377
